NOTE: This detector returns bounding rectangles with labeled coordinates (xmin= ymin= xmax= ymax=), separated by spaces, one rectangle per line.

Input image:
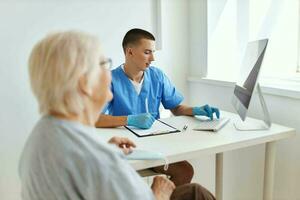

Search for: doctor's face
xmin=129 ymin=39 xmax=155 ymax=71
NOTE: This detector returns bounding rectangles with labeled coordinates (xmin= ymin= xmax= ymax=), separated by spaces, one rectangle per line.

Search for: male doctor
xmin=96 ymin=28 xmax=220 ymax=186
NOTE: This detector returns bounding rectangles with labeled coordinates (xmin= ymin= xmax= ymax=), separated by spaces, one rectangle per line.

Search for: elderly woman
xmin=19 ymin=31 xmax=215 ymax=200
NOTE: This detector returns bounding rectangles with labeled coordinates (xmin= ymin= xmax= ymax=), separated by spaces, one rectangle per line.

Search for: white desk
xmin=96 ymin=111 xmax=295 ymax=200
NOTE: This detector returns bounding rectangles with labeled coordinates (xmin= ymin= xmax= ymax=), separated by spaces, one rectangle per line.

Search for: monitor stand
xmin=234 ymin=83 xmax=272 ymax=131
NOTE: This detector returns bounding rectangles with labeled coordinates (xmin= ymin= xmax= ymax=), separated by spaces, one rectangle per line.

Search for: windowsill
xmin=187 ymin=76 xmax=300 ymax=100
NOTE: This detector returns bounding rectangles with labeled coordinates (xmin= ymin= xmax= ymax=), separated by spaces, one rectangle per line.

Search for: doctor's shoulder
xmin=148 ymin=66 xmax=166 ymax=81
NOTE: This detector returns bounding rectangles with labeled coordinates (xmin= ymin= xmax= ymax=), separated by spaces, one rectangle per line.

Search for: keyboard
xmin=193 ymin=117 xmax=230 ymax=132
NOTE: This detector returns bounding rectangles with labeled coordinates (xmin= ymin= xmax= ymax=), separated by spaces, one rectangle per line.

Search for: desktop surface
xmin=96 ymin=111 xmax=295 ymax=170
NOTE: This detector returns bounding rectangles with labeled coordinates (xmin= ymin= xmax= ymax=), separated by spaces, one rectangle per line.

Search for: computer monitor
xmin=231 ymin=39 xmax=271 ymax=131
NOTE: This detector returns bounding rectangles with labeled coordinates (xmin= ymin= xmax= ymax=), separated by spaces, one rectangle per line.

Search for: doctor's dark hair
xmin=122 ymin=28 xmax=155 ymax=53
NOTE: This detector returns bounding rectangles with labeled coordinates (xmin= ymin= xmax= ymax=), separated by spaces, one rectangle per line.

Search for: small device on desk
xmin=193 ymin=117 xmax=230 ymax=132
xmin=125 ymin=149 xmax=169 ymax=171
xmin=125 ymin=149 xmax=164 ymax=160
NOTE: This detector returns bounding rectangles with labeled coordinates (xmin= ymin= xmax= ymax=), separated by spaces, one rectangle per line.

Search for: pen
xmin=182 ymin=125 xmax=188 ymax=131
xmin=145 ymin=98 xmax=149 ymax=113
xmin=150 ymin=129 xmax=180 ymax=136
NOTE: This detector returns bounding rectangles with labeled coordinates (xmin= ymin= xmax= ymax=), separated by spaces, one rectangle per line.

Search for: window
xmin=207 ymin=0 xmax=299 ymax=82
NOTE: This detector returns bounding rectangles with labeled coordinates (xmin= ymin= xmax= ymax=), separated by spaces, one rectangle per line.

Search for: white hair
xmin=28 ymin=30 xmax=102 ymax=116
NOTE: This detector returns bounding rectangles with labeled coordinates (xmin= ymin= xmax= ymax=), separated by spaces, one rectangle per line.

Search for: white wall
xmin=156 ymin=0 xmax=190 ymax=101
xmin=0 ymin=0 xmax=190 ymax=199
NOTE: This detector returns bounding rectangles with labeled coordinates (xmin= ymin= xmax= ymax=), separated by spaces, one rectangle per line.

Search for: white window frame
xmin=152 ymin=0 xmax=162 ymax=50
xmin=188 ymin=0 xmax=300 ymax=99
xmin=297 ymin=0 xmax=300 ymax=74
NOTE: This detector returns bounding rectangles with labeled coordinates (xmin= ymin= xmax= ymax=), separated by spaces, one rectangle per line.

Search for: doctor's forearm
xmin=95 ymin=114 xmax=127 ymax=128
xmin=170 ymin=105 xmax=193 ymax=116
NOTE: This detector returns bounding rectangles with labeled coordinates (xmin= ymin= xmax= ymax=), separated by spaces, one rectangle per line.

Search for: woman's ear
xmin=78 ymin=75 xmax=92 ymax=97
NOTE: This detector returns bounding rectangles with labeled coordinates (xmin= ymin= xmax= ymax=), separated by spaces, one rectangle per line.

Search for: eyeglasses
xmin=100 ymin=58 xmax=112 ymax=70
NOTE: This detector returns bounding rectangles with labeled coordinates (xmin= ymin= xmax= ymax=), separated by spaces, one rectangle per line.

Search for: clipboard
xmin=125 ymin=119 xmax=180 ymax=137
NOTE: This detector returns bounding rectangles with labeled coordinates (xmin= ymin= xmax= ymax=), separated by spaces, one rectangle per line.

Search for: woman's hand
xmin=108 ymin=136 xmax=136 ymax=154
xmin=151 ymin=176 xmax=175 ymax=200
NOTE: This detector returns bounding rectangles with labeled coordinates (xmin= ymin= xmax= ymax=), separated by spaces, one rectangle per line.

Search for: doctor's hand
xmin=192 ymin=104 xmax=220 ymax=120
xmin=108 ymin=136 xmax=136 ymax=155
xmin=127 ymin=113 xmax=155 ymax=129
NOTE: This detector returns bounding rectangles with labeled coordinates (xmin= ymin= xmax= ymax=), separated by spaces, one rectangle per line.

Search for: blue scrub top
xmin=103 ymin=65 xmax=184 ymax=119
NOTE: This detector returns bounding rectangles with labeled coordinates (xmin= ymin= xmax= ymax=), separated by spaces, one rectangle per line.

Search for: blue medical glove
xmin=192 ymin=104 xmax=220 ymax=120
xmin=127 ymin=113 xmax=156 ymax=129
